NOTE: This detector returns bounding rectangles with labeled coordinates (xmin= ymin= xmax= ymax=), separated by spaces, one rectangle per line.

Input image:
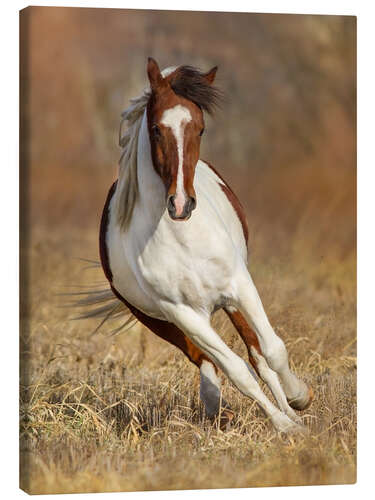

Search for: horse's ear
xmin=147 ymin=57 xmax=167 ymax=92
xmin=203 ymin=66 xmax=218 ymax=85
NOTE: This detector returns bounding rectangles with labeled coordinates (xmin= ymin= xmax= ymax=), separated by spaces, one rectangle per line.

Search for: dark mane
xmin=168 ymin=65 xmax=223 ymax=115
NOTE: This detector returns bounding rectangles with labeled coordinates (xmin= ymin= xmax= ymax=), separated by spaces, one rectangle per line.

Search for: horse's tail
xmin=61 ymin=259 xmax=137 ymax=337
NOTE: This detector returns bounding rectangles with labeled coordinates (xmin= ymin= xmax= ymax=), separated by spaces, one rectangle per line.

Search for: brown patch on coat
xmin=204 ymin=161 xmax=249 ymax=246
xmin=225 ymin=308 xmax=262 ymax=375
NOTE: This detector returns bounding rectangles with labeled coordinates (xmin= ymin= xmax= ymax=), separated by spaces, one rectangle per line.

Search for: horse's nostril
xmin=190 ymin=196 xmax=197 ymax=211
xmin=167 ymin=195 xmax=175 ymax=212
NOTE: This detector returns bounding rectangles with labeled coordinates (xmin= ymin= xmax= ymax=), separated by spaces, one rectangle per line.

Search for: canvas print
xmin=19 ymin=7 xmax=356 ymax=494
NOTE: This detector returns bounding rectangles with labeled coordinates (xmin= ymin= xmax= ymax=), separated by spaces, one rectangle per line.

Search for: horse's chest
xmin=135 ymin=223 xmax=237 ymax=309
xmin=108 ymin=204 xmax=240 ymax=316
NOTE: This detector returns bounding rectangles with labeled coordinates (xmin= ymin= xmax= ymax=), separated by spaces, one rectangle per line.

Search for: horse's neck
xmin=136 ymin=111 xmax=166 ymax=222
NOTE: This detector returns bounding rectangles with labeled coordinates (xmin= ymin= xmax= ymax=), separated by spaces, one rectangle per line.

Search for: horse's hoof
xmin=288 ymin=385 xmax=314 ymax=411
xmin=285 ymin=407 xmax=303 ymax=425
xmin=272 ymin=412 xmax=306 ymax=435
xmin=282 ymin=422 xmax=307 ymax=436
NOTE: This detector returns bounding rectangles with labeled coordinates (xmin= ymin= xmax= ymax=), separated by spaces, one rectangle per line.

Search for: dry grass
xmin=20 ymin=224 xmax=356 ymax=494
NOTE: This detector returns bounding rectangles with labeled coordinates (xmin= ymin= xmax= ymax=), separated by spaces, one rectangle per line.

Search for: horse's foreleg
xmin=161 ymin=302 xmax=302 ymax=433
xmin=225 ymin=308 xmax=300 ymax=421
xmin=122 ymin=304 xmax=232 ymax=425
xmin=235 ymin=271 xmax=313 ymax=411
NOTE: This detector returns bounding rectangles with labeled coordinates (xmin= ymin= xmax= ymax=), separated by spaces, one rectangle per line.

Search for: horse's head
xmin=146 ymin=58 xmax=220 ymax=221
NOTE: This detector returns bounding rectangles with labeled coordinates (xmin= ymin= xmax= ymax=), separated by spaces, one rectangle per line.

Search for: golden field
xmin=20 ymin=7 xmax=356 ymax=494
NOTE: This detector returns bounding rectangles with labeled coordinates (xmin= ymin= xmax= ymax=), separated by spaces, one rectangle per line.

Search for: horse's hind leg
xmin=225 ymin=308 xmax=300 ymax=421
xmin=198 ymin=358 xmax=234 ymax=428
xmin=125 ymin=306 xmax=233 ymax=426
xmin=235 ymin=271 xmax=313 ymax=411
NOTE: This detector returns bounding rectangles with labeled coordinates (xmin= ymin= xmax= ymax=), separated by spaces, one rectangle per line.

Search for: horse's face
xmin=146 ymin=58 xmax=217 ymax=221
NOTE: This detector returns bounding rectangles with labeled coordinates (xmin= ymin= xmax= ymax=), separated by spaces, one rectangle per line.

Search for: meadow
xmin=20 ymin=7 xmax=356 ymax=494
xmin=19 ymin=222 xmax=356 ymax=493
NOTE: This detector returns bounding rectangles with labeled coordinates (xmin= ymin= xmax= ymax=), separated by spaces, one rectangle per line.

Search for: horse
xmin=83 ymin=58 xmax=313 ymax=433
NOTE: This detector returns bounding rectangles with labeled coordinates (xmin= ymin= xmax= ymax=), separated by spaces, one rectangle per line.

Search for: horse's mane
xmin=113 ymin=65 xmax=222 ymax=230
xmin=113 ymin=88 xmax=150 ymax=229
xmin=169 ymin=65 xmax=222 ymax=115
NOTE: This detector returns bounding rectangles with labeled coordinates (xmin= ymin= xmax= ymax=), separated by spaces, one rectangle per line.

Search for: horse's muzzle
xmin=167 ymin=194 xmax=196 ymax=221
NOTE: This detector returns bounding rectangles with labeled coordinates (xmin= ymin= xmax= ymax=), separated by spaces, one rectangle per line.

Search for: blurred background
xmin=21 ymin=7 xmax=355 ymax=261
xmin=20 ymin=7 xmax=356 ymax=493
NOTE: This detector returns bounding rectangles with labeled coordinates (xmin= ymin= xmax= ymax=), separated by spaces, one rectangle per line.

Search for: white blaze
xmin=161 ymin=104 xmax=192 ymax=216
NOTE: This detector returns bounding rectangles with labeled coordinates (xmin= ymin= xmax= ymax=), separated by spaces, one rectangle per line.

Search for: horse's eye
xmin=152 ymin=124 xmax=161 ymax=138
xmin=199 ymin=128 xmax=205 ymax=137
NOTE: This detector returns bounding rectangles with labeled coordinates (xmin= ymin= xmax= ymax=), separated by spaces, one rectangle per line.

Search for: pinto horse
xmin=92 ymin=58 xmax=313 ymax=433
